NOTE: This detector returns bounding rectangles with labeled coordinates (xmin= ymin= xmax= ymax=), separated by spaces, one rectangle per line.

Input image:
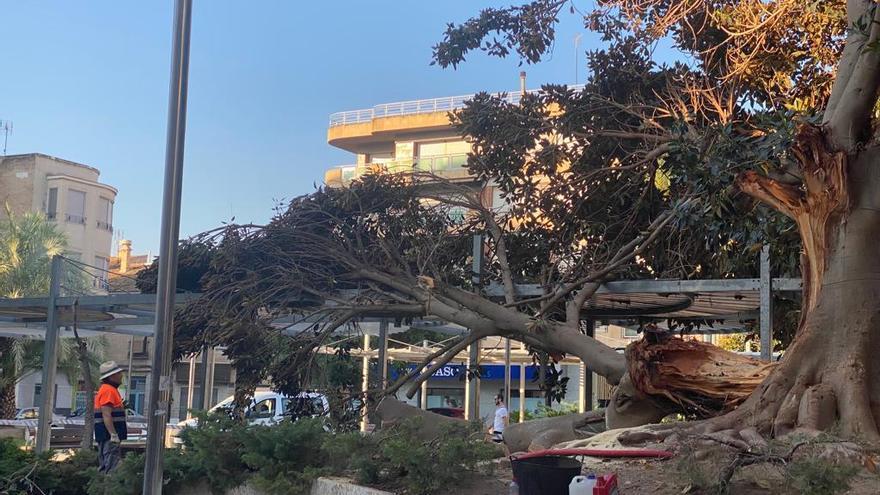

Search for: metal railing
xmin=329 ymin=85 xmax=585 ymax=127
xmin=97 ymin=220 xmax=113 ymax=232
xmin=65 ymin=213 xmax=86 ymax=225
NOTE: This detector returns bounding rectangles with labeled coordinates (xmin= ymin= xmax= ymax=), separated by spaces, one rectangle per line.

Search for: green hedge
xmin=0 ymin=414 xmax=497 ymax=495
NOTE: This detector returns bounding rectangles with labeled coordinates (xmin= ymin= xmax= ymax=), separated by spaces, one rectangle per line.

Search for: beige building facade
xmin=0 ymin=153 xmax=117 ymax=288
xmin=1 ymin=153 xmax=117 ymax=413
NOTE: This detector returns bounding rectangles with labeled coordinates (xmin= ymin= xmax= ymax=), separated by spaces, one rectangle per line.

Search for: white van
xmin=171 ymin=389 xmax=329 ymax=445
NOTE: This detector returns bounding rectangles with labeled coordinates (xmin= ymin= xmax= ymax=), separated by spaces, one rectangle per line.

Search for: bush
xmin=512 ymin=401 xmax=580 ymax=421
xmin=1 ymin=412 xmax=499 ymax=495
xmin=0 ymin=438 xmax=97 ymax=495
xmin=787 ymin=458 xmax=859 ymax=495
xmin=345 ymin=418 xmax=497 ymax=495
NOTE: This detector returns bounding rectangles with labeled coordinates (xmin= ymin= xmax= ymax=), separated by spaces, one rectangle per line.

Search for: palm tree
xmin=0 ymin=204 xmax=67 ymax=418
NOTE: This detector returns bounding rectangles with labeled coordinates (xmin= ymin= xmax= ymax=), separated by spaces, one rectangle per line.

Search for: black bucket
xmin=511 ymin=455 xmax=582 ymax=495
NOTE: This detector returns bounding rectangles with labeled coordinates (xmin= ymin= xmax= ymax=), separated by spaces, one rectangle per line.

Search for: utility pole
xmin=143 ymin=0 xmax=193 ymax=492
xmin=760 ymin=245 xmax=774 ymax=361
xmin=0 ymin=120 xmax=12 ymax=155
xmin=574 ymin=34 xmax=583 ymax=85
xmin=35 ymin=255 xmax=63 ymax=453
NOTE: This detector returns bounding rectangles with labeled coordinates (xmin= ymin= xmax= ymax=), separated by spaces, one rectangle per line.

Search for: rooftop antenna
xmin=0 ymin=120 xmax=12 ymax=155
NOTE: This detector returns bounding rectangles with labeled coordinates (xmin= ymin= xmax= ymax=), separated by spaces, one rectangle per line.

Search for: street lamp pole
xmin=142 ymin=0 xmax=193 ymax=493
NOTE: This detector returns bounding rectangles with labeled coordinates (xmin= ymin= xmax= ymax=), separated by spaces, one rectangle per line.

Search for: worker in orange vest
xmin=95 ymin=361 xmax=127 ymax=473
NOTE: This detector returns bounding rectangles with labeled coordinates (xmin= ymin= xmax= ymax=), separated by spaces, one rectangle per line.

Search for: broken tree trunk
xmin=504 ymin=409 xmax=605 ymax=452
xmin=375 ymin=398 xmax=462 ymax=441
xmin=626 ymin=334 xmax=776 ymax=418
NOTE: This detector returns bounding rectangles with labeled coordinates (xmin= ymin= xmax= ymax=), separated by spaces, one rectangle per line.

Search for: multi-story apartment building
xmin=0 ymin=153 xmax=117 ymax=287
xmin=0 ymin=153 xmax=117 ymax=414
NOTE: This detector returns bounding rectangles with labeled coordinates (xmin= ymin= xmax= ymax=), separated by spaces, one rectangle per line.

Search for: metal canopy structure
xmin=4 ymin=245 xmax=798 ymax=449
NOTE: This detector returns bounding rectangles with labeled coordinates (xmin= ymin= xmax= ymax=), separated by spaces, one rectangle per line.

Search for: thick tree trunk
xmin=697 ymin=130 xmax=880 ymax=443
xmin=0 ymin=337 xmax=17 ymax=419
xmin=604 ymin=128 xmax=880 ymax=445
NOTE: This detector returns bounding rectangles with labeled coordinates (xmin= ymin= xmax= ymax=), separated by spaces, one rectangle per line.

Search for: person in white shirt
xmin=489 ymin=394 xmax=509 ymax=452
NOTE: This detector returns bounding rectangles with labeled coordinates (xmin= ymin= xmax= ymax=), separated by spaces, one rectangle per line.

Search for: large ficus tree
xmin=173 ymin=0 xmax=880 ymax=442
xmin=435 ymin=0 xmax=880 ymax=442
xmin=174 ymin=27 xmax=784 ymax=425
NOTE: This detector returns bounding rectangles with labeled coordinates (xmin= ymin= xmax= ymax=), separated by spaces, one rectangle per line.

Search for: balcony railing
xmin=65 ymin=213 xmax=86 ymax=225
xmin=97 ymin=220 xmax=113 ymax=232
xmin=329 ymin=84 xmax=585 ymax=127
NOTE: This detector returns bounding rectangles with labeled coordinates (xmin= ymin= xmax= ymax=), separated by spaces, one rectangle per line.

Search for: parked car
xmin=14 ymin=407 xmax=63 ymax=423
xmin=171 ymin=389 xmax=330 ymax=445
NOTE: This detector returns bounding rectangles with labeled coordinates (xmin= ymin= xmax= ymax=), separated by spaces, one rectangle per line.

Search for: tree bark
xmin=648 ymin=127 xmax=874 ymax=445
xmin=0 ymin=337 xmax=17 ymax=419
xmin=74 ymin=333 xmax=95 ymax=450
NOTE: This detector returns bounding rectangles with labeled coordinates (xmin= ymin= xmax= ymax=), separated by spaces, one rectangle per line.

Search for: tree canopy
xmin=164 ymin=1 xmax=880 ymax=435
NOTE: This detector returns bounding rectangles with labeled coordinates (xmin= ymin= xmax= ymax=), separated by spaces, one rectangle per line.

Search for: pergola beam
xmin=487 ymin=278 xmax=802 ymax=297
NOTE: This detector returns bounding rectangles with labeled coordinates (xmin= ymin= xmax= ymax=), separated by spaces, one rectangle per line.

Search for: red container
xmin=593 ymin=473 xmax=619 ymax=495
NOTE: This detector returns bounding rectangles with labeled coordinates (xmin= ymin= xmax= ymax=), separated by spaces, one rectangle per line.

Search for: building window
xmin=66 ymin=189 xmax=86 ymax=224
xmin=47 ymin=188 xmax=58 ymax=220
xmin=178 ymin=386 xmax=220 ymax=418
xmin=94 ymin=256 xmax=109 ymax=289
xmin=74 ymin=391 xmax=88 ymax=412
xmin=416 ymin=140 xmax=470 ymax=173
xmin=97 ymin=197 xmax=113 ymax=231
xmin=129 ymin=376 xmax=146 ymax=415
xmin=623 ymin=327 xmax=640 ymax=339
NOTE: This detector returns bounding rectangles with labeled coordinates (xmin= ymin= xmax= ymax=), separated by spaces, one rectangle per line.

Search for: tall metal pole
xmin=36 ymin=255 xmax=63 ymax=453
xmin=466 ymin=234 xmax=483 ymax=422
xmin=185 ymin=355 xmax=196 ymax=419
xmin=143 ymin=0 xmax=193 ymax=492
xmin=420 ymin=340 xmax=429 ymax=410
xmin=377 ymin=320 xmax=389 ymax=389
xmin=197 ymin=346 xmax=209 ymax=410
xmin=518 ymin=342 xmax=526 ymax=423
xmin=582 ymin=319 xmax=595 ymax=411
xmin=359 ymin=334 xmax=370 ymax=433
xmin=760 ymin=245 xmax=774 ymax=361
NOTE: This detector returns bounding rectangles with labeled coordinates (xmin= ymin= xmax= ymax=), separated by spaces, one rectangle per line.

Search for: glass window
xmin=47 ymin=188 xmax=58 ymax=219
xmin=75 ymin=391 xmax=88 ymax=412
xmin=97 ymin=197 xmax=112 ymax=230
xmin=129 ymin=376 xmax=146 ymax=415
xmin=623 ymin=327 xmax=640 ymax=338
xmin=67 ymin=189 xmax=86 ymax=224
xmin=94 ymin=256 xmax=109 ymax=289
xmin=417 ymin=140 xmax=470 ymax=157
xmin=247 ymin=398 xmax=276 ymax=419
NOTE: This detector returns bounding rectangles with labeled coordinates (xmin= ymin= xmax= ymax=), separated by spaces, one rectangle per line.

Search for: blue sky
xmin=1 ymin=1 xmax=630 ymax=255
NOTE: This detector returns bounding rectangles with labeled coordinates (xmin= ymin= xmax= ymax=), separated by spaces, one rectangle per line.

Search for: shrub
xmin=348 ymin=418 xmax=498 ymax=495
xmin=0 ymin=439 xmax=97 ymax=495
xmin=787 ymin=458 xmax=859 ymax=495
xmin=1 ymin=412 xmax=500 ymax=495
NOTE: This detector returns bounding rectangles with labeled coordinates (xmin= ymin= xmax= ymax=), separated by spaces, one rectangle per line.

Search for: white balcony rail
xmin=329 ymin=84 xmax=585 ymax=127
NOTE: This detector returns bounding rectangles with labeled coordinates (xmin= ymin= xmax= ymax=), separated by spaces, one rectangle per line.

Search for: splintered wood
xmin=626 ymin=336 xmax=776 ymax=418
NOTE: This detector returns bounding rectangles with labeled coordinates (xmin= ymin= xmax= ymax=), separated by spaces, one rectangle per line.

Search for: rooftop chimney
xmin=119 ymin=240 xmax=132 ymax=273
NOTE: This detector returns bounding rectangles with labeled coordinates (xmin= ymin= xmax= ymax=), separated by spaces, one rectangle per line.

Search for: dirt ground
xmin=449 ymin=455 xmax=879 ymax=495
